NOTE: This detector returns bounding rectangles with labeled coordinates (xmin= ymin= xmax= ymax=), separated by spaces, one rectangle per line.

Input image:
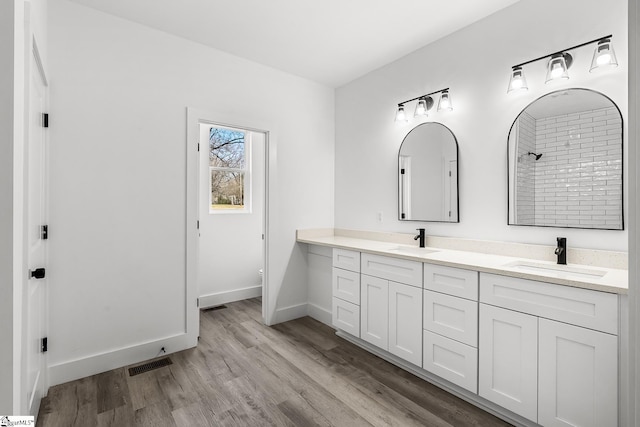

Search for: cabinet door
xmin=360 ymin=275 xmax=388 ymax=350
xmin=538 ymin=319 xmax=618 ymax=427
xmin=479 ymin=304 xmax=538 ymax=422
xmin=388 ymin=281 xmax=422 ymax=365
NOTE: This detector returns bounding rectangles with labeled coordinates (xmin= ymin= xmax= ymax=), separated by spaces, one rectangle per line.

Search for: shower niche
xmin=507 ymin=88 xmax=623 ymax=230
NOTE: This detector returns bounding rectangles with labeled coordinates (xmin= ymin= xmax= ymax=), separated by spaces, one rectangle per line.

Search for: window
xmin=209 ymin=126 xmax=250 ymax=213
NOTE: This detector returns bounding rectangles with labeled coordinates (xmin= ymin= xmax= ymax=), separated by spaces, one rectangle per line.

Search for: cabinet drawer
xmin=424 ymin=264 xmax=478 ymax=300
xmin=480 ymin=273 xmax=618 ymax=334
xmin=424 ymin=290 xmax=478 ymax=347
xmin=332 ymin=248 xmax=360 ymax=272
xmin=423 ymin=330 xmax=478 ymax=393
xmin=332 ymin=298 xmax=360 ymax=336
xmin=361 ymin=253 xmax=422 ymax=287
xmin=332 ymin=268 xmax=360 ymax=305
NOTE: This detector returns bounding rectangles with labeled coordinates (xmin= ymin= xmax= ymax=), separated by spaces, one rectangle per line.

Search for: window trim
xmin=209 ymin=128 xmax=252 ymax=214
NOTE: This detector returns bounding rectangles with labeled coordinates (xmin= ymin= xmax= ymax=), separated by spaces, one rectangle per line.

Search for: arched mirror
xmin=398 ymin=122 xmax=459 ymax=222
xmin=508 ymin=88 xmax=623 ymax=230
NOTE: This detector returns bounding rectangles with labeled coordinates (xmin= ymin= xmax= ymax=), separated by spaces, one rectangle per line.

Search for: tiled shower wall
xmin=516 ymin=112 xmax=536 ymax=225
xmin=516 ymin=106 xmax=622 ymax=229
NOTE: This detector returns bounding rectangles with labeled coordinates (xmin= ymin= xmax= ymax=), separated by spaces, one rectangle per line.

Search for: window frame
xmin=208 ymin=127 xmax=252 ymax=214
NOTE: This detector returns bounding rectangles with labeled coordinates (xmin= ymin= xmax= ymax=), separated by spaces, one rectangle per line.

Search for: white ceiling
xmin=69 ymin=0 xmax=520 ymax=88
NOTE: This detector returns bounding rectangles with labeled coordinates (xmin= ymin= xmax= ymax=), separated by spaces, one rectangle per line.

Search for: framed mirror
xmin=508 ymin=88 xmax=623 ymax=230
xmin=398 ymin=122 xmax=459 ymax=222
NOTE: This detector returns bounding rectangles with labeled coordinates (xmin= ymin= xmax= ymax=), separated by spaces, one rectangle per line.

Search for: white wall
xmin=47 ymin=0 xmax=334 ymax=385
xmin=198 ymin=126 xmax=265 ymax=306
xmin=336 ymin=0 xmax=628 ymax=251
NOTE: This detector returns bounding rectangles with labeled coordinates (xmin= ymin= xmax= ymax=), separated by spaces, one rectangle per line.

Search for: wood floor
xmin=37 ymin=298 xmax=512 ymax=427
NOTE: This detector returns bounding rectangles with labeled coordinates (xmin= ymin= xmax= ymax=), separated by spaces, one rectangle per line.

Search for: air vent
xmin=128 ymin=357 xmax=172 ymax=376
xmin=203 ymin=304 xmax=227 ymax=312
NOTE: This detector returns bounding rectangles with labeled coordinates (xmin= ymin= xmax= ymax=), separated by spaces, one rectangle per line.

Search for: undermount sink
xmin=502 ymin=260 xmax=607 ymax=280
xmin=387 ymin=246 xmax=439 ymax=256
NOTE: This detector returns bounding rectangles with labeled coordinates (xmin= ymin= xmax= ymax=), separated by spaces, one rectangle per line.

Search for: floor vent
xmin=203 ymin=304 xmax=227 ymax=311
xmin=128 ymin=357 xmax=173 ymax=377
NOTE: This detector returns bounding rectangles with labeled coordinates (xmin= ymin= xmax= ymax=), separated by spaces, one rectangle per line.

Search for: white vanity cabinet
xmin=422 ymin=264 xmax=479 ymax=393
xmin=479 ymin=273 xmax=619 ymax=426
xmin=360 ymin=253 xmax=423 ymax=366
xmin=331 ymin=249 xmax=361 ymax=336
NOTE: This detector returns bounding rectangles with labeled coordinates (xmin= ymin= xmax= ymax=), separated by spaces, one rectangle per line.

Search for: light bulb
xmin=437 ymin=91 xmax=453 ymax=112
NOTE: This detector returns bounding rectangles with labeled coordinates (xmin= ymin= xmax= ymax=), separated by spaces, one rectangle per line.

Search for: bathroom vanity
xmin=298 ymin=229 xmax=627 ymax=427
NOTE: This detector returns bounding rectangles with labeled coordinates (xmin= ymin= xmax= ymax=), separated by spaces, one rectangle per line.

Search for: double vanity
xmin=298 ymin=229 xmax=627 ymax=427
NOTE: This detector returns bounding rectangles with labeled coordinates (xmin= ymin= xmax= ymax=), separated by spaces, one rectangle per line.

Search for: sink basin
xmin=387 ymin=246 xmax=439 ymax=256
xmin=503 ymin=260 xmax=607 ymax=280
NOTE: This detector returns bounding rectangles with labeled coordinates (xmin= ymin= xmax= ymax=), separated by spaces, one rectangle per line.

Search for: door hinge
xmin=197 ymin=143 xmax=200 ymax=151
xmin=449 ymin=171 xmax=452 ymax=177
xmin=42 ymin=337 xmax=48 ymax=352
xmin=43 ymin=113 xmax=49 ymax=128
xmin=197 ymin=298 xmax=200 ymax=308
xmin=30 ymin=268 xmax=46 ymax=279
xmin=197 ymin=220 xmax=200 ymax=229
xmin=449 ymin=210 xmax=452 ymax=217
xmin=400 ymin=168 xmax=405 ymax=174
xmin=41 ymin=225 xmax=48 ymax=240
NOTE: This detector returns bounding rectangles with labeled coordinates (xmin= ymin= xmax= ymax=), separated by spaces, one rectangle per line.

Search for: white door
xmin=25 ymin=46 xmax=48 ymax=416
xmin=388 ymin=282 xmax=422 ymax=365
xmin=538 ymin=319 xmax=618 ymax=427
xmin=360 ymin=274 xmax=388 ymax=350
xmin=478 ymin=304 xmax=538 ymax=422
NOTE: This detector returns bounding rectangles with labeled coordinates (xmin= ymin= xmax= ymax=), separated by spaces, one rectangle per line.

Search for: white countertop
xmin=297 ymin=234 xmax=628 ymax=294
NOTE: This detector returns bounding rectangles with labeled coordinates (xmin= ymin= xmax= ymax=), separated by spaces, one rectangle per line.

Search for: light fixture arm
xmin=397 ymin=87 xmax=449 ymax=106
xmin=511 ymin=35 xmax=612 ymax=69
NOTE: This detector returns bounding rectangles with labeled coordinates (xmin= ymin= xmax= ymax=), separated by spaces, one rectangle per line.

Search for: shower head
xmin=528 ymin=152 xmax=543 ymax=161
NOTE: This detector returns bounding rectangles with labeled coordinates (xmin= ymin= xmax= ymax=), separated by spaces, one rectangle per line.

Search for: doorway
xmin=185 ymin=107 xmax=272 ymax=339
xmin=197 ymin=124 xmax=266 ymax=308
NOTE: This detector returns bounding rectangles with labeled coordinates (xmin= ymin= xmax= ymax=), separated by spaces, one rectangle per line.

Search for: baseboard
xmin=199 ymin=285 xmax=262 ymax=308
xmin=307 ymin=303 xmax=332 ymax=327
xmin=48 ymin=333 xmax=195 ymax=387
xmin=273 ymin=303 xmax=308 ymax=324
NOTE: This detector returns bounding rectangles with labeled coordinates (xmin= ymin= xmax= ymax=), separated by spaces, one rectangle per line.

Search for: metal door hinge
xmin=43 ymin=113 xmax=49 ymax=128
xmin=197 ymin=143 xmax=200 ymax=151
xmin=30 ymin=268 xmax=46 ymax=279
xmin=197 ymin=298 xmax=200 ymax=307
xmin=41 ymin=225 xmax=48 ymax=240
xmin=400 ymin=168 xmax=405 ymax=174
xmin=42 ymin=337 xmax=48 ymax=352
xmin=197 ymin=220 xmax=200 ymax=229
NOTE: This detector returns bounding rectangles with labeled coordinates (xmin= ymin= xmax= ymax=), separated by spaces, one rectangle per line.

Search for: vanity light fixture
xmin=590 ymin=38 xmax=618 ymax=71
xmin=395 ymin=105 xmax=409 ymax=122
xmin=437 ymin=89 xmax=453 ymax=112
xmin=507 ymin=66 xmax=528 ymax=92
xmin=507 ymin=34 xmax=616 ymax=93
xmin=395 ymin=88 xmax=451 ymax=123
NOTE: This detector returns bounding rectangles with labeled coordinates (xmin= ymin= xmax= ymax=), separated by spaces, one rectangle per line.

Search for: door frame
xmin=186 ymin=107 xmax=274 ymax=337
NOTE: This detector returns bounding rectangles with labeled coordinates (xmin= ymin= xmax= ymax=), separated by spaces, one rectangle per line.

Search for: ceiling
xmin=69 ymin=0 xmax=520 ymax=88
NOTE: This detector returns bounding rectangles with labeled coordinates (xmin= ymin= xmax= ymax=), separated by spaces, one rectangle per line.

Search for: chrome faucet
xmin=555 ymin=237 xmax=567 ymax=265
xmin=414 ymin=228 xmax=426 ymax=248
